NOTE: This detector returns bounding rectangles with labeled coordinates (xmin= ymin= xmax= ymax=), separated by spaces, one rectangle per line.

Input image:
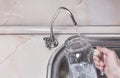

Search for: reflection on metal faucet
xmin=43 ymin=7 xmax=77 ymax=49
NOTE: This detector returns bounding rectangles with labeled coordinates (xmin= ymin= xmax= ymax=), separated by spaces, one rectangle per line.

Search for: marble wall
xmin=0 ymin=0 xmax=120 ymax=78
xmin=0 ymin=35 xmax=72 ymax=78
xmin=0 ymin=0 xmax=120 ymax=25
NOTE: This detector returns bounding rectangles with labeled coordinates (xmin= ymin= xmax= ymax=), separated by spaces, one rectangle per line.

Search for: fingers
xmin=95 ymin=46 xmax=120 ymax=77
xmin=103 ymin=54 xmax=107 ymax=65
xmin=95 ymin=46 xmax=116 ymax=70
xmin=94 ymin=61 xmax=104 ymax=70
xmin=93 ymin=56 xmax=104 ymax=66
xmin=94 ymin=47 xmax=106 ymax=70
xmin=93 ymin=56 xmax=100 ymax=62
xmin=96 ymin=46 xmax=114 ymax=56
xmin=96 ymin=46 xmax=108 ymax=55
xmin=94 ymin=49 xmax=101 ymax=57
xmin=93 ymin=56 xmax=104 ymax=70
xmin=95 ymin=64 xmax=103 ymax=70
xmin=95 ymin=46 xmax=109 ymax=66
xmin=96 ymin=46 xmax=103 ymax=53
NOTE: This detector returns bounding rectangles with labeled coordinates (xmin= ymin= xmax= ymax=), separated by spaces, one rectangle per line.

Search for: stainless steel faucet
xmin=43 ymin=7 xmax=77 ymax=49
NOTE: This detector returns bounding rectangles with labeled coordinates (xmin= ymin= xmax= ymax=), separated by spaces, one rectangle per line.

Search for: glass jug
xmin=64 ymin=35 xmax=97 ymax=78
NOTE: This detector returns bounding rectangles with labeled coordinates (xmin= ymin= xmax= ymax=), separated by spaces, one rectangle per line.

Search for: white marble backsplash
xmin=0 ymin=0 xmax=120 ymax=25
xmin=0 ymin=35 xmax=71 ymax=78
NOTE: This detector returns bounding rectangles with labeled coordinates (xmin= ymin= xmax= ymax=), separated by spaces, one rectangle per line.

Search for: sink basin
xmin=47 ymin=37 xmax=120 ymax=78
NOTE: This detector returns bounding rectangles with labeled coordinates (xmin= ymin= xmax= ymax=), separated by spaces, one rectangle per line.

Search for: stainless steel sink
xmin=47 ymin=37 xmax=120 ymax=78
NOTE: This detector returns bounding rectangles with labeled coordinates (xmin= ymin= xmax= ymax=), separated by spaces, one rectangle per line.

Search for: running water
xmin=75 ymin=25 xmax=104 ymax=76
xmin=75 ymin=25 xmax=82 ymax=38
xmin=69 ymin=62 xmax=97 ymax=78
xmin=65 ymin=43 xmax=98 ymax=78
xmin=64 ymin=31 xmax=98 ymax=78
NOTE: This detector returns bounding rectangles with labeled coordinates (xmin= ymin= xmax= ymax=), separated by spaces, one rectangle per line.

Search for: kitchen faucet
xmin=43 ymin=7 xmax=77 ymax=49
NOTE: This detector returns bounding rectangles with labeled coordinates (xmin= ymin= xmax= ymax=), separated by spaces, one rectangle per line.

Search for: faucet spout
xmin=43 ymin=7 xmax=77 ymax=48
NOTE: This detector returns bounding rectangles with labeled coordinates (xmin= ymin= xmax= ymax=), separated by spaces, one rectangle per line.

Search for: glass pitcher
xmin=64 ymin=35 xmax=97 ymax=78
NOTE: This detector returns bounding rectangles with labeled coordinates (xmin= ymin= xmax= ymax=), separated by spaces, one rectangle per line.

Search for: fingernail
xmin=94 ymin=49 xmax=100 ymax=56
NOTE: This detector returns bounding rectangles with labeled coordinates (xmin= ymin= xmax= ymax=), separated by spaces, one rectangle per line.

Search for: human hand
xmin=93 ymin=46 xmax=120 ymax=78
